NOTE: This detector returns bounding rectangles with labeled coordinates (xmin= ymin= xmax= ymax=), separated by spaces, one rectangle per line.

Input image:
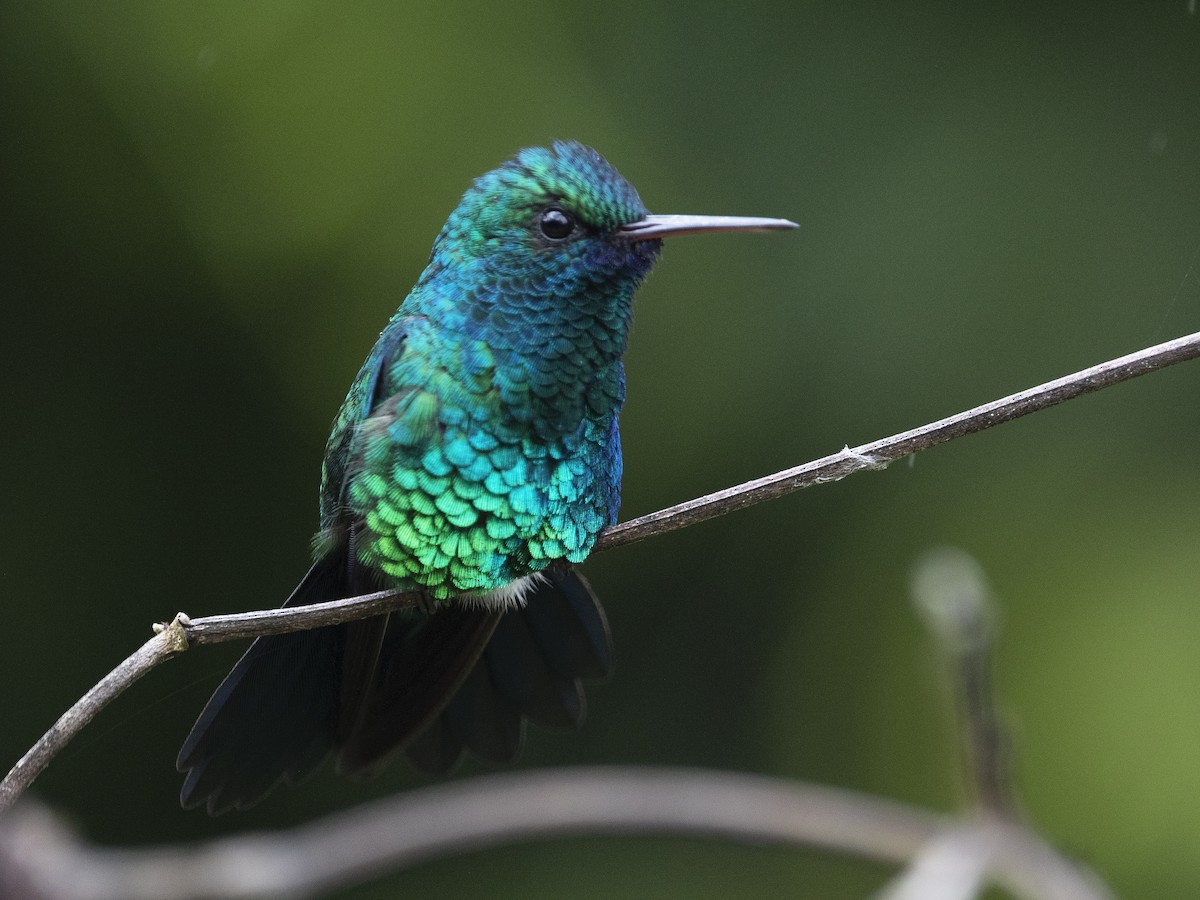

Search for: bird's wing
xmin=178 ymin=321 xmax=415 ymax=814
xmin=319 ymin=319 xmax=411 ymax=525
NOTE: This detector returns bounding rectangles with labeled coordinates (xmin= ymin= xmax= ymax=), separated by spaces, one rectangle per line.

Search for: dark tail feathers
xmin=344 ymin=566 xmax=612 ymax=777
xmin=177 ymin=562 xmax=611 ymax=814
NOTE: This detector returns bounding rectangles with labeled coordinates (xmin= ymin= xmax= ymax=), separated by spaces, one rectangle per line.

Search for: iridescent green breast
xmin=323 ymin=314 xmax=622 ymax=601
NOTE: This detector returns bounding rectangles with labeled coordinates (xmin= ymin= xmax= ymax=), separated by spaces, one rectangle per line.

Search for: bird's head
xmin=426 ymin=141 xmax=796 ymax=329
xmin=432 ymin=140 xmax=662 ymax=292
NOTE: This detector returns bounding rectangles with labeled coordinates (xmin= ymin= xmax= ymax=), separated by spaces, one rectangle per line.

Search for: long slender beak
xmin=618 ymin=214 xmax=799 ymax=241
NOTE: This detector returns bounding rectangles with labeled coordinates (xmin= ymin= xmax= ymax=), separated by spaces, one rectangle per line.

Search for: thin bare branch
xmin=181 ymin=587 xmax=424 ymax=646
xmin=165 ymin=327 xmax=1200 ymax=647
xmin=0 ymin=768 xmax=1111 ymax=900
xmin=3 ymin=330 xmax=1199 ymax=811
xmin=597 ymin=328 xmax=1200 ymax=550
xmin=0 ymin=621 xmax=187 ymax=813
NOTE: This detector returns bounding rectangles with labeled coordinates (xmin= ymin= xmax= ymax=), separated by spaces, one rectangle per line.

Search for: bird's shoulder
xmin=319 ymin=315 xmax=420 ymax=522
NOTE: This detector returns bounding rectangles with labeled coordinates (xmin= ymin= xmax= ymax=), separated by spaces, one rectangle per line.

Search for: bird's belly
xmin=347 ymin=418 xmax=618 ymax=601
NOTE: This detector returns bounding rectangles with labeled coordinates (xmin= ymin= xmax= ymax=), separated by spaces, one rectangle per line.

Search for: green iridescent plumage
xmin=176 ymin=142 xmax=795 ymax=813
xmin=313 ymin=143 xmax=654 ymax=599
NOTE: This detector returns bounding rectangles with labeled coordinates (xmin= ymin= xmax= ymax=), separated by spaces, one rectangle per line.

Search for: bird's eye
xmin=538 ymin=207 xmax=575 ymax=240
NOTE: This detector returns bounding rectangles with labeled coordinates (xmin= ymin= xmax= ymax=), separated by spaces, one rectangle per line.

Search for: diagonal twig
xmin=3 ymin=329 xmax=1200 ymax=811
xmin=597 ymin=328 xmax=1200 ymax=550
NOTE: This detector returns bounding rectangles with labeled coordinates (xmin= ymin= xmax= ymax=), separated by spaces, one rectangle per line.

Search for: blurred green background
xmin=3 ymin=1 xmax=1199 ymax=896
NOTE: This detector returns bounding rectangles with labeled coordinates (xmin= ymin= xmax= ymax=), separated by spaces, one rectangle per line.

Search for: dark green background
xmin=3 ymin=2 xmax=1199 ymax=897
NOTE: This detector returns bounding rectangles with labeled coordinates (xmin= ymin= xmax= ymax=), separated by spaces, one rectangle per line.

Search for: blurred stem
xmin=911 ymin=548 xmax=1015 ymax=819
xmin=873 ymin=825 xmax=994 ymax=900
xmin=957 ymin=635 xmax=1014 ymax=818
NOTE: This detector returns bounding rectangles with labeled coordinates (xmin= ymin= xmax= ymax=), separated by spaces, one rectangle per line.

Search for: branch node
xmin=159 ymin=614 xmax=192 ymax=655
xmin=840 ymin=444 xmax=887 ymax=470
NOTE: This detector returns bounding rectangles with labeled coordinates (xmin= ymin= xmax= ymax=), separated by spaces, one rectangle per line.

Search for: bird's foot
xmin=414 ymin=589 xmax=439 ymax=616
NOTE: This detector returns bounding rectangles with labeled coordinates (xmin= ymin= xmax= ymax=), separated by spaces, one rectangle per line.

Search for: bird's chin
xmin=613 ymin=234 xmax=662 ymax=278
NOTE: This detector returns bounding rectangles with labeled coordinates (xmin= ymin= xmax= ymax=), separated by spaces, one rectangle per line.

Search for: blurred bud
xmin=910 ymin=547 xmax=995 ymax=657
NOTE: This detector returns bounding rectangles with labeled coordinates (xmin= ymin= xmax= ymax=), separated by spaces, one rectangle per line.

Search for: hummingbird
xmin=177 ymin=141 xmax=796 ymax=813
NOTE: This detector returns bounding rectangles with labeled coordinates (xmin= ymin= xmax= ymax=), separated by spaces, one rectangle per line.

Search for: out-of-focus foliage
xmin=3 ymin=2 xmax=1199 ymax=897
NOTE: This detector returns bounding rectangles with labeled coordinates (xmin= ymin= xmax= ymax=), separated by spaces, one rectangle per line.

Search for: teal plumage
xmin=314 ymin=143 xmax=654 ymax=598
xmin=177 ymin=142 xmax=795 ymax=813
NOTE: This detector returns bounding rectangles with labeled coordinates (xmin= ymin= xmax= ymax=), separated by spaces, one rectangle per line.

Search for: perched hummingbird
xmin=177 ymin=141 xmax=796 ymax=813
